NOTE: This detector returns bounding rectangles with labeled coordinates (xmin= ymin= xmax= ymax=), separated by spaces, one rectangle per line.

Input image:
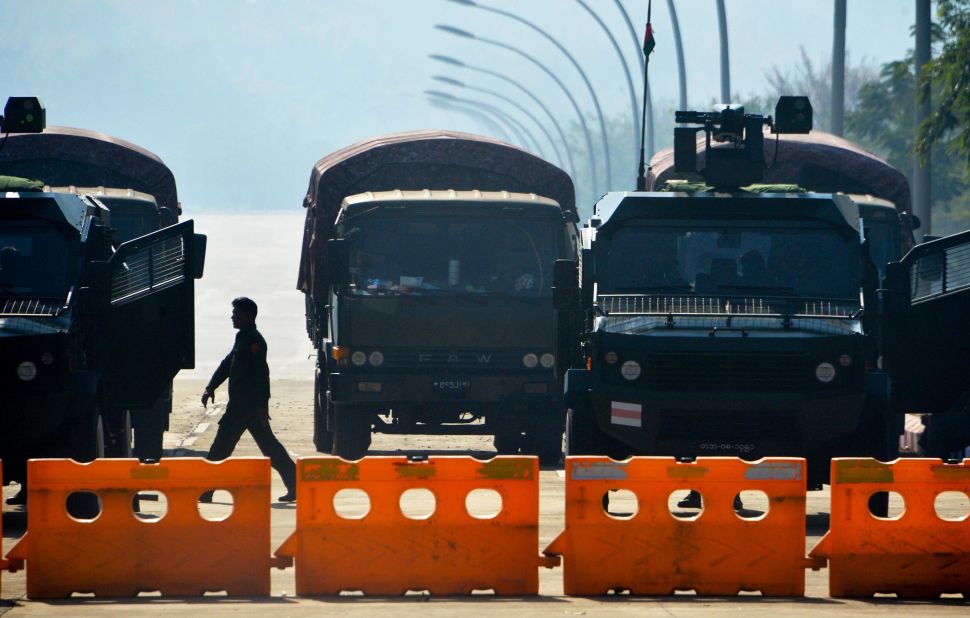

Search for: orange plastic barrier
xmin=810 ymin=458 xmax=970 ymax=598
xmin=0 ymin=460 xmax=15 ymax=595
xmin=5 ymin=457 xmax=286 ymax=598
xmin=544 ymin=456 xmax=815 ymax=596
xmin=274 ymin=456 xmax=557 ymax=595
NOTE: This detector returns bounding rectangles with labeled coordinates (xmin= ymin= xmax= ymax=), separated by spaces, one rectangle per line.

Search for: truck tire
xmin=493 ymin=428 xmax=522 ymax=455
xmin=104 ymin=408 xmax=133 ymax=458
xmin=565 ymin=403 xmax=604 ymax=457
xmin=522 ymin=406 xmax=564 ymax=466
xmin=313 ymin=374 xmax=334 ymax=453
xmin=332 ymin=404 xmax=371 ymax=460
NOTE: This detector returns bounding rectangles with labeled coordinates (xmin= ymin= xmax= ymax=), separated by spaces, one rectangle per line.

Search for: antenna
xmin=636 ymin=1 xmax=655 ymax=191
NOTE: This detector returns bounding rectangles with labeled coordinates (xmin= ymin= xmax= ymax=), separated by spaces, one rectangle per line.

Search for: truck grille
xmin=608 ymin=352 xmax=810 ymax=392
xmin=381 ymin=350 xmax=534 ymax=371
xmin=598 ymin=294 xmax=858 ymax=318
xmin=0 ymin=298 xmax=63 ymax=316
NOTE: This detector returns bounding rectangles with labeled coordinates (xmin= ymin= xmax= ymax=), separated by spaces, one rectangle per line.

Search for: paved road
xmin=2 ymin=379 xmax=967 ymax=616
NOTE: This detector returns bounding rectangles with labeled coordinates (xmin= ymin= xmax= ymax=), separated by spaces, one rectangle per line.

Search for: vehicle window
xmin=0 ymin=221 xmax=77 ymax=297
xmin=345 ymin=211 xmax=560 ymax=297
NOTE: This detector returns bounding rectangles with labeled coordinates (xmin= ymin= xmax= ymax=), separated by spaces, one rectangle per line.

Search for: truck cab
xmin=0 ymin=181 xmax=204 ymax=487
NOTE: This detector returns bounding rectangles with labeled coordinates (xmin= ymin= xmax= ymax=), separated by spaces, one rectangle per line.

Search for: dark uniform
xmin=204 ymin=324 xmax=296 ymax=494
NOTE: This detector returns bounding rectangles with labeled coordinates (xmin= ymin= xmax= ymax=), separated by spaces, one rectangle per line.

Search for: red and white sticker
xmin=610 ymin=401 xmax=642 ymax=428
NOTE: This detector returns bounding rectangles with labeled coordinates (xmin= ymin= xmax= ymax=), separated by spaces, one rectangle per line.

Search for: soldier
xmin=200 ymin=297 xmax=297 ymax=502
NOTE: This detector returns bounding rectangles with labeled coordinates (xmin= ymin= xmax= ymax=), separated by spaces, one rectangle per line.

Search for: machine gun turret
xmin=674 ymin=96 xmax=812 ymax=188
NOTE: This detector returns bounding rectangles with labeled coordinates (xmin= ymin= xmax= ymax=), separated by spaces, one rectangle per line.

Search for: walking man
xmin=200 ymin=297 xmax=297 ymax=502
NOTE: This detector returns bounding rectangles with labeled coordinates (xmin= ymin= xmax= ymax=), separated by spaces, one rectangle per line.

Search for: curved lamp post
xmin=575 ymin=0 xmax=640 ymax=167
xmin=433 ymin=74 xmax=567 ymax=169
xmin=667 ymin=0 xmax=688 ymax=110
xmin=436 ymin=24 xmax=599 ymax=196
xmin=429 ymin=53 xmax=577 ymax=179
xmin=426 ymin=89 xmax=545 ymax=157
xmin=427 ymin=96 xmax=514 ymax=143
xmin=716 ymin=0 xmax=730 ymax=103
xmin=445 ymin=0 xmax=612 ymax=191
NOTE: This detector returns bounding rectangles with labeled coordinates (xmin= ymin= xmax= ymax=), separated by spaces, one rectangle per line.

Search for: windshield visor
xmin=0 ymin=220 xmax=76 ymax=299
xmin=345 ymin=212 xmax=561 ymax=297
xmin=599 ymin=222 xmax=861 ymax=301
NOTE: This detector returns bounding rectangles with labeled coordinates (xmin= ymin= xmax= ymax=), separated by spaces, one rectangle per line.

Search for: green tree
xmin=917 ymin=0 xmax=970 ymax=162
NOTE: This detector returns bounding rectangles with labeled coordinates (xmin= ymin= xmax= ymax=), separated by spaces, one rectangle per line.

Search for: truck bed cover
xmin=298 ymin=130 xmax=575 ymax=299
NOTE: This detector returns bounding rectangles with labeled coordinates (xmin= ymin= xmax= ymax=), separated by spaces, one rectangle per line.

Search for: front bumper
xmin=589 ymin=383 xmax=864 ymax=459
xmin=329 ymin=370 xmax=558 ymax=407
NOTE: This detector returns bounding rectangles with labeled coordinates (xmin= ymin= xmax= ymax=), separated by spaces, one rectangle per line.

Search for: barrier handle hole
xmin=400 ymin=488 xmax=436 ymax=519
xmin=333 ymin=488 xmax=371 ymax=519
xmin=668 ymin=489 xmax=703 ymax=520
xmin=198 ymin=489 xmax=235 ymax=521
xmin=465 ymin=489 xmax=503 ymax=519
xmin=934 ymin=491 xmax=970 ymax=521
xmin=66 ymin=491 xmax=102 ymax=521
xmin=867 ymin=491 xmax=905 ymax=520
xmin=734 ymin=490 xmax=769 ymax=520
xmin=132 ymin=490 xmax=168 ymax=522
xmin=602 ymin=489 xmax=638 ymax=520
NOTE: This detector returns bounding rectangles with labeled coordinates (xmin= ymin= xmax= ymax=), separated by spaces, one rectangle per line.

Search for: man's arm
xmin=201 ymin=351 xmax=232 ymax=407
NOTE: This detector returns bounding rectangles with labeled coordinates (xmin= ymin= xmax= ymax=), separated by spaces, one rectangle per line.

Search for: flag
xmin=643 ymin=22 xmax=655 ymax=57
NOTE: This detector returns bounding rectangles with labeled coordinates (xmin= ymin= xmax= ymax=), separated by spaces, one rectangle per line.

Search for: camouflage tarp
xmin=647 ymin=131 xmax=911 ymax=214
xmin=0 ymin=126 xmax=178 ymax=212
xmin=298 ymin=130 xmax=575 ymax=300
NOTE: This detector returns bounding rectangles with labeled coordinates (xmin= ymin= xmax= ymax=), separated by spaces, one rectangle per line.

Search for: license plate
xmin=434 ymin=379 xmax=470 ymax=393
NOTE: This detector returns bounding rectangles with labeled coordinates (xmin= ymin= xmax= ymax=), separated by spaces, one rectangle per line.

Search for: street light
xmin=427 ymin=97 xmax=514 ymax=144
xmin=429 ymin=53 xmax=577 ymax=179
xmin=444 ymin=0 xmax=613 ymax=191
xmin=575 ymin=0 xmax=640 ymax=168
xmin=433 ymin=74 xmax=567 ymax=170
xmin=436 ymin=24 xmax=599 ymax=197
xmin=425 ymin=89 xmax=545 ymax=157
xmin=716 ymin=0 xmax=731 ymax=103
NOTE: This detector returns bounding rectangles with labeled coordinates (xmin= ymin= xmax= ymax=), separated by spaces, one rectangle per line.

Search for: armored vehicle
xmin=555 ymin=99 xmax=905 ymax=485
xmin=299 ymin=130 xmax=578 ymax=461
xmin=0 ymin=180 xmax=205 ymax=487
xmin=0 ymin=97 xmax=186 ymax=460
xmin=649 ymin=131 xmax=919 ymax=279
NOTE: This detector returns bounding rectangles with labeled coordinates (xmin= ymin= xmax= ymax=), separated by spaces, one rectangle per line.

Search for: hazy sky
xmin=2 ymin=0 xmax=917 ymax=212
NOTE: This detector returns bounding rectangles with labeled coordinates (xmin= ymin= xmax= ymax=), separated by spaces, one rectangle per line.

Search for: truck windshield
xmin=0 ymin=221 xmax=76 ymax=298
xmin=345 ymin=211 xmax=561 ymax=297
xmin=601 ymin=221 xmax=860 ymax=301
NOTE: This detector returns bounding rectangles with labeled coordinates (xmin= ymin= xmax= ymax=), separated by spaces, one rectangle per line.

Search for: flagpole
xmin=636 ymin=0 xmax=654 ymax=191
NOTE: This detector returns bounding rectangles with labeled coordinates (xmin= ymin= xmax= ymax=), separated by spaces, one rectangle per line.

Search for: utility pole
xmin=716 ymin=0 xmax=730 ymax=103
xmin=913 ymin=0 xmax=932 ymax=234
xmin=831 ymin=0 xmax=846 ymax=136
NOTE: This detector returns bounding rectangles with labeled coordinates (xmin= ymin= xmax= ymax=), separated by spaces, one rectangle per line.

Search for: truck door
xmin=884 ymin=229 xmax=970 ymax=415
xmin=98 ymin=220 xmax=205 ymax=409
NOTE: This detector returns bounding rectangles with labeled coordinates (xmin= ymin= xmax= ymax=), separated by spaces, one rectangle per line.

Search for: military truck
xmin=554 ymin=99 xmax=907 ymax=485
xmin=649 ymin=131 xmax=919 ymax=280
xmin=298 ymin=130 xmax=578 ymax=462
xmin=0 ymin=97 xmax=185 ymax=460
xmin=0 ymin=178 xmax=205 ymax=489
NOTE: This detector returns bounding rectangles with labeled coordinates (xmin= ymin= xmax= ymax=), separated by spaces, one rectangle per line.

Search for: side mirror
xmin=327 ymin=238 xmax=350 ymax=286
xmin=552 ymin=259 xmax=578 ymax=311
xmin=192 ymin=233 xmax=207 ymax=279
xmin=159 ymin=206 xmax=178 ymax=227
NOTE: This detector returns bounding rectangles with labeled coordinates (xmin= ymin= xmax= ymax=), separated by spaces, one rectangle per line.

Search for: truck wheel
xmin=333 ymin=404 xmax=371 ymax=460
xmin=104 ymin=408 xmax=133 ymax=458
xmin=313 ymin=375 xmax=334 ymax=453
xmin=69 ymin=398 xmax=105 ymax=463
xmin=533 ymin=426 xmax=564 ymax=467
xmin=565 ymin=403 xmax=604 ymax=457
xmin=493 ymin=429 xmax=522 ymax=455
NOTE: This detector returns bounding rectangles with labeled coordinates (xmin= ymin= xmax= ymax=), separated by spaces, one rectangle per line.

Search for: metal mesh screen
xmin=910 ymin=238 xmax=970 ymax=302
xmin=597 ymin=294 xmax=858 ymax=318
xmin=111 ymin=235 xmax=185 ymax=305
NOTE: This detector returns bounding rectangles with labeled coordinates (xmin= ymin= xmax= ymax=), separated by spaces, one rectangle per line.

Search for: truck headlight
xmin=540 ymin=353 xmax=555 ymax=368
xmin=16 ymin=361 xmax=37 ymax=381
xmin=522 ymin=353 xmax=539 ymax=368
xmin=621 ymin=360 xmax=641 ymax=381
xmin=351 ymin=351 xmax=367 ymax=367
xmin=815 ymin=362 xmax=836 ymax=383
xmin=369 ymin=351 xmax=384 ymax=367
